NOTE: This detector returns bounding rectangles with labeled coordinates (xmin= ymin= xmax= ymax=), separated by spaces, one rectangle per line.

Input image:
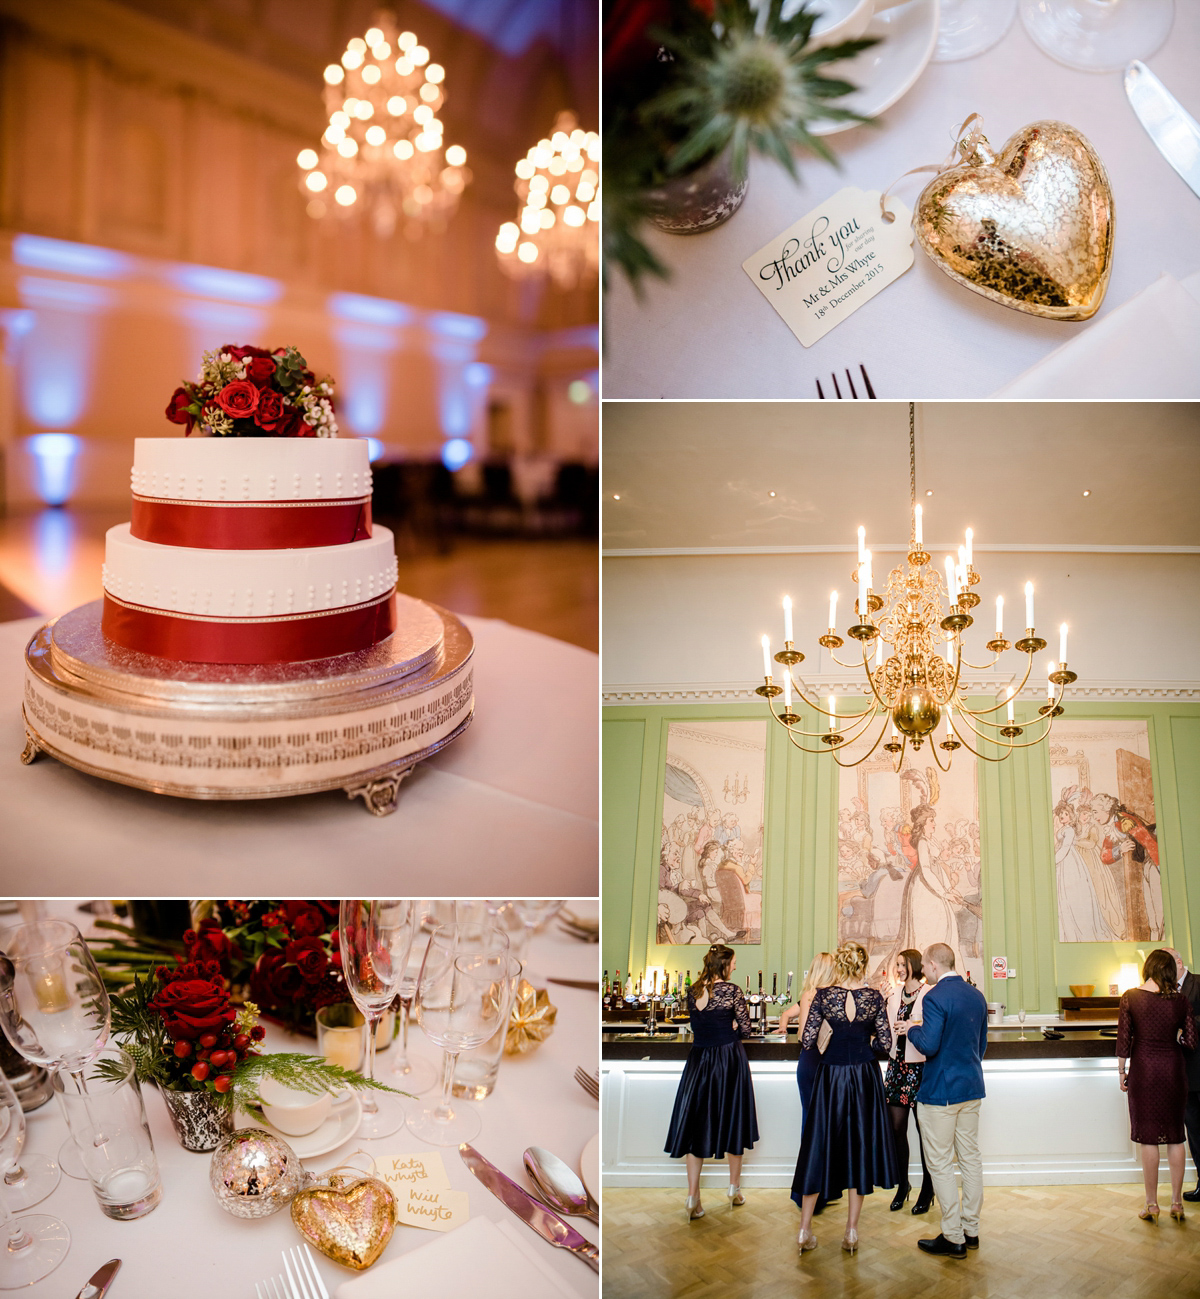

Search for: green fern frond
xmin=221 ymin=1053 xmax=412 ymax=1116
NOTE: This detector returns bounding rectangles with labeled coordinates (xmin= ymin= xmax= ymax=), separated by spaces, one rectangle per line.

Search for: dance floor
xmin=603 ymin=1185 xmax=1200 ymax=1298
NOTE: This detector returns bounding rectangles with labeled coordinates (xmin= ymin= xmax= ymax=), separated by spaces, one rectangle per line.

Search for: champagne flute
xmin=1018 ymin=1006 xmax=1027 ymax=1040
xmin=339 ymin=900 xmax=417 ymax=1140
xmin=408 ymin=923 xmax=512 ymax=1146
xmin=390 ymin=928 xmax=438 ymax=1095
xmin=933 ymin=0 xmax=1018 ymax=61
xmin=0 ymin=1070 xmax=69 ymax=1288
xmin=0 ymin=921 xmax=110 ymax=1179
xmin=1020 ymin=0 xmax=1173 ymax=72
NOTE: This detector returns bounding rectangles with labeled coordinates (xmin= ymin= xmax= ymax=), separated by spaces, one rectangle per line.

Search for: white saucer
xmin=811 ymin=0 xmax=939 ymax=136
xmin=237 ymin=1091 xmax=363 ymax=1159
xmin=580 ymin=1133 xmax=599 ymax=1205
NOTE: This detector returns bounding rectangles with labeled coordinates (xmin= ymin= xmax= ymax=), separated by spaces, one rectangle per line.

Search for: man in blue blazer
xmin=906 ymin=942 xmax=989 ymax=1259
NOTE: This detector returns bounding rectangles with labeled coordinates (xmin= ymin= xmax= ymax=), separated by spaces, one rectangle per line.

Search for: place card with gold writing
xmin=395 ymin=1185 xmax=471 ymax=1232
xmin=371 ymin=1150 xmax=451 ymax=1193
xmin=742 ymin=187 xmax=915 ymax=347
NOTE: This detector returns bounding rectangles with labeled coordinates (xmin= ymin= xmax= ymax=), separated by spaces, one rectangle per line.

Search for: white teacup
xmin=805 ymin=0 xmax=910 ymax=50
xmin=258 ymin=1077 xmax=333 ymax=1137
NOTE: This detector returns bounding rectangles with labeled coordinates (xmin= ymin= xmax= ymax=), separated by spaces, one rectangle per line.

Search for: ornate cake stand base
xmin=21 ymin=595 xmax=473 ymax=815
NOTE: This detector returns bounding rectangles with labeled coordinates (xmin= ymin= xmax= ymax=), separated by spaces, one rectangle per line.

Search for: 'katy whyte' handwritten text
xmin=758 ymin=214 xmax=863 ymax=291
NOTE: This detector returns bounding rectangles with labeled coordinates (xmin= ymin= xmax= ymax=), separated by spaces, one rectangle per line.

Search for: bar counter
xmin=602 ymin=1021 xmax=1140 ymax=1190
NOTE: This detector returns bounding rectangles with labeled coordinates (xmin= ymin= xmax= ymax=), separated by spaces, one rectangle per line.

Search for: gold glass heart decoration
xmin=916 ymin=120 xmax=1113 ymax=320
xmin=291 ymin=1174 xmax=396 ymax=1270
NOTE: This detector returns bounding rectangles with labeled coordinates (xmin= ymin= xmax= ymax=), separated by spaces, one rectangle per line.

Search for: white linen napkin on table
xmin=334 ymin=1214 xmax=589 ymax=1299
xmin=991 ymin=271 xmax=1200 ymax=397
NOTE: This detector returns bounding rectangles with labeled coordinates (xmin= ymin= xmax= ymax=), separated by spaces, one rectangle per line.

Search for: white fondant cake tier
xmin=102 ymin=523 xmax=398 ymax=617
xmin=131 ymin=437 xmax=372 ymax=502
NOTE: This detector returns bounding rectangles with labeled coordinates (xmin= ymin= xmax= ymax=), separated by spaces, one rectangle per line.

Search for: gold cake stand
xmin=20 ymin=593 xmax=474 ymax=816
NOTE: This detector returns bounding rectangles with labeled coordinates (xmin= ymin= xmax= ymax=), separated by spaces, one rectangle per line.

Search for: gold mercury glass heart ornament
xmin=915 ymin=120 xmax=1114 ymax=320
xmin=290 ymin=1174 xmax=396 ymax=1270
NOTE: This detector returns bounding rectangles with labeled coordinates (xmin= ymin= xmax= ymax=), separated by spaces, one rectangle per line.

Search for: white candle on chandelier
xmin=761 ymin=635 xmax=771 ymax=678
xmin=945 ymin=556 xmax=957 ymax=602
xmin=828 ymin=696 xmax=837 ymax=731
xmin=829 ymin=590 xmax=838 ymax=628
xmin=946 ymin=702 xmax=954 ymax=733
xmin=875 ymin=636 xmax=884 ymax=669
xmin=914 ymin=503 xmax=923 ymax=546
xmin=956 ymin=562 xmax=966 ymax=600
xmin=783 ymin=669 xmax=792 ymax=709
xmin=1025 ymin=581 xmax=1034 ymax=628
xmin=1047 ymin=662 xmax=1056 ymax=702
xmin=996 ymin=595 xmax=1004 ymax=636
xmin=1059 ymin=622 xmax=1068 ymax=664
xmin=783 ymin=595 xmax=793 ymax=642
xmin=1006 ymin=687 xmax=1015 ymax=723
xmin=861 ymin=552 xmax=872 ymax=617
xmin=857 ymin=526 xmax=866 ymax=564
xmin=965 ymin=528 xmax=973 ymax=567
xmin=947 ymin=638 xmax=956 ymax=668
xmin=891 ymin=719 xmax=899 ymax=740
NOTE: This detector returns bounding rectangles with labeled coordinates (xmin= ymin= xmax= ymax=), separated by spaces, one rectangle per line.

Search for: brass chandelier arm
xmin=954 ymin=647 xmax=1039 ymax=717
xmin=952 ymin=699 xmax=1061 ymax=752
xmin=781 ymin=671 xmax=877 ymax=724
xmin=859 ymin=642 xmax=895 ymax=712
xmin=959 ymin=651 xmax=1003 ymax=672
xmin=828 ymin=645 xmax=872 ymax=670
xmin=829 ymin=712 xmax=898 ymax=768
xmin=775 ymin=692 xmax=880 ymax=744
xmin=770 ymin=699 xmax=881 ymax=753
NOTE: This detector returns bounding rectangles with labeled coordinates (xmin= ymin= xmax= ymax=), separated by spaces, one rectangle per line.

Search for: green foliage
xmin=223 ymin=1052 xmax=410 ymax=1117
xmin=605 ymin=0 xmax=879 ymax=291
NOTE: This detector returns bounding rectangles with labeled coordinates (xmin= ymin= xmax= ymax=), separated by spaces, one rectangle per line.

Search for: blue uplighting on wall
xmin=365 ymin=438 xmax=384 ymax=463
xmin=177 ymin=300 xmax=267 ymax=351
xmin=328 ymin=293 xmax=413 ymax=327
xmin=13 ymin=234 xmax=133 ymax=279
xmin=442 ymin=438 xmax=473 ymax=471
xmin=168 ymin=264 xmax=281 ymax=304
xmin=332 ymin=323 xmax=396 ymax=436
xmin=29 ymin=433 xmax=81 ymax=506
xmin=429 ymin=311 xmax=488 ymax=343
xmin=18 ymin=278 xmax=112 ymax=428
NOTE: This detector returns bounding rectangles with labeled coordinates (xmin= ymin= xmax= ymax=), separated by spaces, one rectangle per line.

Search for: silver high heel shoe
xmin=728 ymin=1184 xmax=745 ymax=1207
xmin=685 ymin=1195 xmax=704 ymax=1222
xmin=797 ymin=1226 xmax=817 ymax=1253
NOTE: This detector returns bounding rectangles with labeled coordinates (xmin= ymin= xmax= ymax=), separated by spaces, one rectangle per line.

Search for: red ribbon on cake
xmin=101 ymin=590 xmax=396 ymax=664
xmin=130 ymin=496 xmax=372 ymax=550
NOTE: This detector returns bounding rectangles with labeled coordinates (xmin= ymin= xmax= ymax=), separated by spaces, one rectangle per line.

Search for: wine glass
xmin=408 ymin=924 xmax=513 ymax=1146
xmin=339 ymin=900 xmax=417 ymax=1140
xmin=1020 ymin=0 xmax=1173 ymax=72
xmin=1018 ymin=1007 xmax=1027 ymax=1040
xmin=0 ymin=921 xmax=110 ymax=1181
xmin=390 ymin=929 xmax=438 ymax=1095
xmin=0 ymin=1084 xmax=59 ymax=1212
xmin=933 ymin=0 xmax=1018 ymax=61
xmin=0 ymin=1068 xmax=69 ymax=1287
xmin=510 ymin=900 xmax=563 ymax=974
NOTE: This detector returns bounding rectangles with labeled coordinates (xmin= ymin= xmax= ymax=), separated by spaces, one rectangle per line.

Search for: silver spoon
xmin=523 ymin=1146 xmax=599 ymax=1224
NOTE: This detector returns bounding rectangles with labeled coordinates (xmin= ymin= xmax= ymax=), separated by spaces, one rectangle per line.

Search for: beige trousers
xmin=915 ymin=1099 xmax=982 ymax=1245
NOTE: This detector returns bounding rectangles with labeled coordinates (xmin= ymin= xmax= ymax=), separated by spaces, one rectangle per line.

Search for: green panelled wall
xmin=602 ymin=700 xmax=1200 ymax=1013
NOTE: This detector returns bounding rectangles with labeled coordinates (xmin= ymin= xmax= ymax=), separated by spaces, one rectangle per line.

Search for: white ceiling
xmin=602 ymin=402 xmax=1200 ymax=552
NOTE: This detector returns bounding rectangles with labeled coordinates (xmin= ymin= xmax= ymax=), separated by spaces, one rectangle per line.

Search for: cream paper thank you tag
xmin=742 ymin=187 xmax=914 ymax=347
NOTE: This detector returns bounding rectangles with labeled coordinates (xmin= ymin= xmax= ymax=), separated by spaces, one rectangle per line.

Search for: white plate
xmin=811 ymin=0 xmax=939 ymax=135
xmin=237 ymin=1091 xmax=363 ymax=1159
xmin=580 ymin=1132 xmax=599 ymax=1205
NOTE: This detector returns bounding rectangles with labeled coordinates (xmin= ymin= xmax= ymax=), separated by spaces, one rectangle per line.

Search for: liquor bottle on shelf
xmin=637 ymin=971 xmax=648 ymax=1005
xmin=624 ymin=971 xmax=636 ymax=1006
xmin=684 ymin=970 xmax=692 ymax=1000
xmin=602 ymin=971 xmax=610 ymax=1011
xmin=752 ymin=971 xmax=765 ymax=1034
xmin=663 ymin=976 xmax=676 ymax=1019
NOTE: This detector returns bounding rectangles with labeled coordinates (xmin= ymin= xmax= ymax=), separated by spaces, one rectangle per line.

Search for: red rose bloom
xmin=224 ymin=344 xmax=272 ymax=362
xmin=148 ymin=976 xmax=235 ymax=1042
xmin=165 ymin=387 xmax=195 ymax=431
xmin=184 ymin=918 xmax=240 ymax=969
xmin=251 ymin=950 xmax=305 ymax=1005
xmin=255 ymin=389 xmax=286 ymax=430
xmin=215 ymin=380 xmax=259 ymax=419
xmin=245 ymin=355 xmax=276 ymax=385
xmin=285 ymin=937 xmax=329 ymax=984
xmin=282 ymin=901 xmax=326 ymax=938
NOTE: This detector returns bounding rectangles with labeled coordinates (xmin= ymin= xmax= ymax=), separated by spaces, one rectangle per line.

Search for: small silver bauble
xmin=210 ymin=1129 xmax=306 ymax=1218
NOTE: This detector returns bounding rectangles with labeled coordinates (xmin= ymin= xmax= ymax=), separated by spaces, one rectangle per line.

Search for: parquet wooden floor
xmin=602 ymin=1184 xmax=1200 ymax=1299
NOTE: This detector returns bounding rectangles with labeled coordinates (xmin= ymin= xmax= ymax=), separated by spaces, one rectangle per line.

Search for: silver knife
xmin=76 ymin=1259 xmax=121 ymax=1299
xmin=1125 ymin=61 xmax=1200 ymax=200
xmin=459 ymin=1143 xmax=599 ymax=1272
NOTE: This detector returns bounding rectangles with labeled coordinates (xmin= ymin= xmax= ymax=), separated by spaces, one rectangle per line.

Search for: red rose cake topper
xmin=164 ymin=344 xmax=338 ymax=438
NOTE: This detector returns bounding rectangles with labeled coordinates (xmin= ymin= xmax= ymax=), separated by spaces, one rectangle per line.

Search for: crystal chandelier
xmin=297 ymin=14 xmax=470 ymax=237
xmin=495 ymin=112 xmax=599 ymax=289
xmin=755 ymin=405 xmax=1077 ymax=769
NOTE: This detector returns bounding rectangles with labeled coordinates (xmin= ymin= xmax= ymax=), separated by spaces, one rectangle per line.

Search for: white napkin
xmin=334 ymin=1214 xmax=590 ymax=1299
xmin=992 ymin=271 xmax=1200 ymax=398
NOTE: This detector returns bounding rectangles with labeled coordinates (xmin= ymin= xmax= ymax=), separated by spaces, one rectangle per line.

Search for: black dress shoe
xmin=890 ymin=1183 xmax=911 ymax=1212
xmin=965 ymin=1234 xmax=978 ymax=1249
xmin=1183 ymin=1184 xmax=1200 ymax=1203
xmin=912 ymin=1191 xmax=935 ymax=1215
xmin=918 ymin=1234 xmax=967 ymax=1258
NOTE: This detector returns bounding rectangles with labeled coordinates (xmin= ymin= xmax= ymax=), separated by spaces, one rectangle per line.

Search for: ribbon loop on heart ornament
xmin=916 ymin=120 xmax=1114 ymax=320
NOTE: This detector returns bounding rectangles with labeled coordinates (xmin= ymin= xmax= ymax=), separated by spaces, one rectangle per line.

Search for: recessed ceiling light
xmin=612 ymin=493 xmax=620 ymax=500
xmin=925 ymin=489 xmax=934 ymax=497
xmin=769 ymin=491 xmax=776 ymax=498
xmin=1081 ymin=489 xmax=1090 ymax=497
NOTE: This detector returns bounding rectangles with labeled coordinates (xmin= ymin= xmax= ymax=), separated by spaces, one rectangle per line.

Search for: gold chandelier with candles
xmin=297 ymin=14 xmax=470 ymax=237
xmin=755 ymin=405 xmax=1077 ymax=769
xmin=495 ymin=112 xmax=599 ymax=288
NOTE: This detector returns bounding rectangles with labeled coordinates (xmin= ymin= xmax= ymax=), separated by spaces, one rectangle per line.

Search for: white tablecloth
xmin=0 ymin=615 xmax=598 ymax=895
xmin=602 ymin=5 xmax=1200 ymax=398
xmin=11 ymin=908 xmax=599 ymax=1299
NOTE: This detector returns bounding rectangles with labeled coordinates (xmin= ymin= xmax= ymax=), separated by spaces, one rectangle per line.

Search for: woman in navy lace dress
xmin=791 ymin=940 xmax=896 ymax=1255
xmin=664 ymin=944 xmax=760 ymax=1220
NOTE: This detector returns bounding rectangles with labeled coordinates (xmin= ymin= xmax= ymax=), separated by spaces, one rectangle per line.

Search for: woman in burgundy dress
xmin=1118 ymin=948 xmax=1198 ymax=1222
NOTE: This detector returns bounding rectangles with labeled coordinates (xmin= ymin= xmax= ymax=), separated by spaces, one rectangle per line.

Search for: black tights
xmin=889 ymin=1104 xmax=933 ymax=1197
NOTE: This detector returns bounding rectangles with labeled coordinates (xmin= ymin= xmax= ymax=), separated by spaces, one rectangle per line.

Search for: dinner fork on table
xmin=575 ymin=1065 xmax=599 ymax=1100
xmin=816 ymin=365 xmax=877 ymax=399
xmin=255 ymin=1245 xmax=328 ymax=1299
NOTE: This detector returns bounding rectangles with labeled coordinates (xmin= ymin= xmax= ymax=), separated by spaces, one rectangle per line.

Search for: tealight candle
xmin=29 ymin=959 xmax=69 ymax=1013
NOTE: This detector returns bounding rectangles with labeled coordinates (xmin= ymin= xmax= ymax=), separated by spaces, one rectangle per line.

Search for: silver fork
xmin=283 ymin=1245 xmax=329 ymax=1299
xmin=255 ymin=1280 xmax=288 ymax=1299
xmin=815 ymin=364 xmax=877 ymax=399
xmin=574 ymin=1065 xmax=599 ymax=1100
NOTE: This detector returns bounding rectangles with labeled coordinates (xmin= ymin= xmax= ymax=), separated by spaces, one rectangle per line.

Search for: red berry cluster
xmin=170 ymin=1024 xmax=265 ymax=1093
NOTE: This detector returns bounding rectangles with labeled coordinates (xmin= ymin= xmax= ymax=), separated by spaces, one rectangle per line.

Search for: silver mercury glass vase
xmin=644 ymin=143 xmax=748 ymax=235
xmin=160 ymin=1087 xmax=233 ymax=1153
